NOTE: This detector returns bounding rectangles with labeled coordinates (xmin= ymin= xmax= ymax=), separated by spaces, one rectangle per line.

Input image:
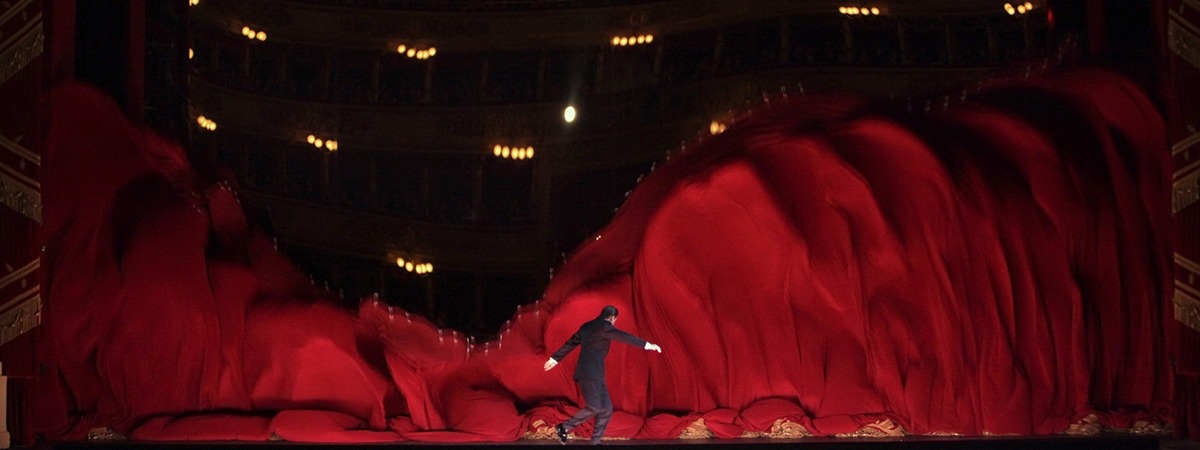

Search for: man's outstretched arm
xmin=544 ymin=332 xmax=582 ymax=371
xmin=605 ymin=326 xmax=662 ymax=353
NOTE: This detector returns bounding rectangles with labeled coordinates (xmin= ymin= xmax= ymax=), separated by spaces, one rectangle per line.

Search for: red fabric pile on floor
xmin=34 ymin=68 xmax=1173 ymax=442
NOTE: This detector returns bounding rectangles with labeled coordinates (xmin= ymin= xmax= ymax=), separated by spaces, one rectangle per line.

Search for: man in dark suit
xmin=543 ymin=305 xmax=662 ymax=445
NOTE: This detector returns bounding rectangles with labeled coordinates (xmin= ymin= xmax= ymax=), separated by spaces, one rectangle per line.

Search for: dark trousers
xmin=562 ymin=378 xmax=612 ymax=443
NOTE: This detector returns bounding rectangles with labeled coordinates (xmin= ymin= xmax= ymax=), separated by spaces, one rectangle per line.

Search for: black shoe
xmin=555 ymin=424 xmax=568 ymax=444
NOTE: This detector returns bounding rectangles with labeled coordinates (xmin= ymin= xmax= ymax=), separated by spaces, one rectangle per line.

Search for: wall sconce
xmin=839 ymin=6 xmax=882 ymax=15
xmin=611 ymin=33 xmax=654 ymax=47
xmin=709 ymin=119 xmax=727 ymax=135
xmin=196 ymin=115 xmax=217 ymax=131
xmin=395 ymin=257 xmax=434 ymax=275
xmin=396 ymin=44 xmax=437 ymax=60
xmin=306 ymin=134 xmax=338 ymax=153
xmin=241 ymin=26 xmax=266 ymax=41
xmin=1004 ymin=2 xmax=1035 ymax=15
xmin=492 ymin=145 xmax=534 ymax=160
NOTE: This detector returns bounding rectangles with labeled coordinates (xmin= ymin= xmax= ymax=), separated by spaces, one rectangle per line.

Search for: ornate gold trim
xmin=521 ymin=419 xmax=556 ymax=440
xmin=1064 ymin=414 xmax=1101 ymax=435
xmin=1176 ymin=285 xmax=1200 ymax=333
xmin=1175 ymin=166 xmax=1199 ymax=213
xmin=1169 ymin=13 xmax=1200 ymax=72
xmin=1186 ymin=0 xmax=1200 ymax=14
xmin=834 ymin=418 xmax=905 ymax=438
xmin=1180 ymin=253 xmax=1200 ymax=277
xmin=0 ymin=0 xmax=36 ymax=29
xmin=0 ymin=162 xmax=41 ymax=223
xmin=766 ymin=418 xmax=811 ymax=438
xmin=0 ymin=291 xmax=39 ymax=347
xmin=1129 ymin=420 xmax=1171 ymax=436
xmin=0 ymin=258 xmax=37 ymax=291
xmin=1175 ymin=131 xmax=1200 ymax=156
xmin=85 ymin=427 xmax=125 ymax=440
xmin=0 ymin=133 xmax=39 ymax=166
xmin=0 ymin=286 xmax=37 ymax=316
xmin=679 ymin=418 xmax=714 ymax=439
xmin=0 ymin=17 xmax=42 ymax=87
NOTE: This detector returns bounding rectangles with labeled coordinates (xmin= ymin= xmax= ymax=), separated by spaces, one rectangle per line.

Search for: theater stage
xmin=45 ymin=434 xmax=1180 ymax=450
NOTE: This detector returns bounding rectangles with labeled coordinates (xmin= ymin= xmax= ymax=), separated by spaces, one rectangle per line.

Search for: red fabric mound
xmin=34 ymin=68 xmax=1173 ymax=442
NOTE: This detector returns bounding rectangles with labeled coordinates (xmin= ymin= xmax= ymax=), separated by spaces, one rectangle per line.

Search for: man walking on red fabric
xmin=544 ymin=305 xmax=662 ymax=444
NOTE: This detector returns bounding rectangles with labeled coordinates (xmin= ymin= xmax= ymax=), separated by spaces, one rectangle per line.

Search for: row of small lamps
xmin=396 ymin=257 xmax=434 ymax=275
xmin=1004 ymin=2 xmax=1036 ymax=15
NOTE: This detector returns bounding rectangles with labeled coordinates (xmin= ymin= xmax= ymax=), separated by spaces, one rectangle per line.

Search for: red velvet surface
xmin=35 ymin=69 xmax=1173 ymax=442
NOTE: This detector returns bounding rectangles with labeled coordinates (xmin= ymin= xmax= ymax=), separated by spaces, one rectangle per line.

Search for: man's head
xmin=600 ymin=305 xmax=619 ymax=323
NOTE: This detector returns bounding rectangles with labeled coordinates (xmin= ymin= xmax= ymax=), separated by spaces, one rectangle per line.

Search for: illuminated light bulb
xmin=407 ymin=49 xmax=416 ymax=57
xmin=189 ymin=48 xmax=194 ymax=59
xmin=426 ymin=264 xmax=433 ymax=273
xmin=405 ymin=262 xmax=413 ymax=272
xmin=307 ymin=134 xmax=316 ymax=144
xmin=428 ymin=47 xmax=436 ymax=56
xmin=493 ymin=144 xmax=502 ymax=156
xmin=331 ymin=141 xmax=338 ymax=151
xmin=1024 ymin=1 xmax=1032 ymax=9
xmin=839 ymin=6 xmax=847 ymax=13
xmin=619 ymin=37 xmax=628 ymax=46
xmin=1005 ymin=3 xmax=1015 ymax=14
xmin=1017 ymin=4 xmax=1026 ymax=13
xmin=397 ymin=44 xmax=407 ymax=53
xmin=871 ymin=7 xmax=880 ymax=14
xmin=242 ymin=26 xmax=251 ymax=36
xmin=611 ymin=36 xmax=620 ymax=45
xmin=645 ymin=34 xmax=653 ymax=43
xmin=563 ymin=105 xmax=576 ymax=123
xmin=325 ymin=140 xmax=334 ymax=150
xmin=257 ymin=31 xmax=266 ymax=41
xmin=396 ymin=257 xmax=405 ymax=267
xmin=710 ymin=120 xmax=722 ymax=135
xmin=636 ymin=35 xmax=645 ymax=44
xmin=502 ymin=147 xmax=510 ymax=158
xmin=527 ymin=147 xmax=534 ymax=158
xmin=314 ymin=138 xmax=323 ymax=148
xmin=518 ymin=149 xmax=527 ymax=160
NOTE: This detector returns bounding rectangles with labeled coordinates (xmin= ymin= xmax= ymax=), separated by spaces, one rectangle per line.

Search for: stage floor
xmin=43 ymin=434 xmax=1196 ymax=450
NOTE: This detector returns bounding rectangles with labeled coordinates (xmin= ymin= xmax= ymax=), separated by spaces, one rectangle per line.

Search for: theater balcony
xmin=186 ymin=0 xmax=1051 ymax=337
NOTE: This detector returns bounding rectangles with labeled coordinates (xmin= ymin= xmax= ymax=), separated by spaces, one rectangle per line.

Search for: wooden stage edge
xmin=44 ymin=434 xmax=1199 ymax=450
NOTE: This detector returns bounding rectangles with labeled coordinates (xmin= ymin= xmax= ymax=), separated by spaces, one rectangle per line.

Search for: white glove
xmin=644 ymin=342 xmax=662 ymax=353
xmin=543 ymin=357 xmax=559 ymax=371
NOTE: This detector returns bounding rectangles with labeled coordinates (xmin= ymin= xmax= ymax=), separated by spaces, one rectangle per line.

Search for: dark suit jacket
xmin=551 ymin=317 xmax=647 ymax=380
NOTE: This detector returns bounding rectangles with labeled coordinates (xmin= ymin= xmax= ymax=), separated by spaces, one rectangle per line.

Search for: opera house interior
xmin=1 ymin=0 xmax=1199 ymax=447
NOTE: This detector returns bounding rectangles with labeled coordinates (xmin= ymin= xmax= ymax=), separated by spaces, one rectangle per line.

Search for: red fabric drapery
xmin=35 ymin=68 xmax=1173 ymax=442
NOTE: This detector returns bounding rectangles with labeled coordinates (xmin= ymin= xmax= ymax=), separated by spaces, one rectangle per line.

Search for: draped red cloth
xmin=34 ymin=68 xmax=1173 ymax=442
